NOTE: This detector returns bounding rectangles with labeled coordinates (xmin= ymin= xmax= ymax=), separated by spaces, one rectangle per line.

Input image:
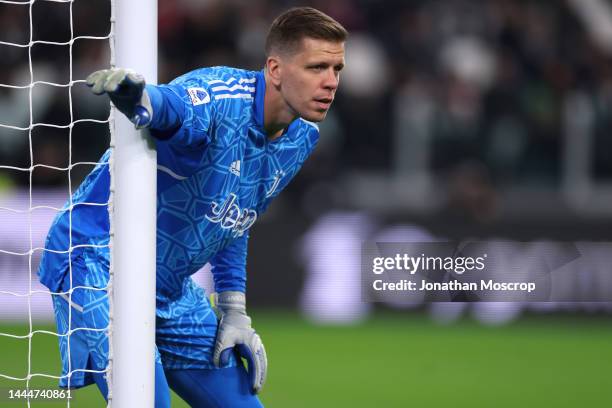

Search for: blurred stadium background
xmin=1 ymin=0 xmax=612 ymax=406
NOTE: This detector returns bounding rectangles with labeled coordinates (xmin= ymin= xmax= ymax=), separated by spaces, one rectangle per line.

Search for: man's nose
xmin=323 ymin=68 xmax=339 ymax=90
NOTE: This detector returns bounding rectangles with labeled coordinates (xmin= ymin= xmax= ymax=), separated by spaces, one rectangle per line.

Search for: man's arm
xmin=145 ymin=85 xmax=184 ymax=135
xmin=210 ymin=233 xmax=268 ymax=394
xmin=210 ymin=232 xmax=249 ymax=293
xmin=86 ymin=68 xmax=214 ymax=146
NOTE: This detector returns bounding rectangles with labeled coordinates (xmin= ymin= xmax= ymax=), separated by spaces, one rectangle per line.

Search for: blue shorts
xmin=52 ymin=247 xmax=235 ymax=389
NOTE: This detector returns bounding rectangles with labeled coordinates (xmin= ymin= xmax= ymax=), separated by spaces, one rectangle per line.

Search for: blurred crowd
xmin=1 ymin=0 xmax=612 ymax=219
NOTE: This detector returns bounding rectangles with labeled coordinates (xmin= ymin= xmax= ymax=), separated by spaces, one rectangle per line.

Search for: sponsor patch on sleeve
xmin=187 ymin=87 xmax=211 ymax=105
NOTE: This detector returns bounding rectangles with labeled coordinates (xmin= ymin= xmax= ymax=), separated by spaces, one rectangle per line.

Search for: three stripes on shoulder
xmin=208 ymin=77 xmax=257 ymax=100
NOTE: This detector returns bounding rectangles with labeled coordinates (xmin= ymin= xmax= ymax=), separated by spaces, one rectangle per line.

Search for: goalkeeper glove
xmin=86 ymin=68 xmax=153 ymax=129
xmin=212 ymin=291 xmax=267 ymax=394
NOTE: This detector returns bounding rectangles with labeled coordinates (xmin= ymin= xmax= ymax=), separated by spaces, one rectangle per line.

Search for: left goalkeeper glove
xmin=212 ymin=291 xmax=267 ymax=394
xmin=85 ymin=68 xmax=153 ymax=129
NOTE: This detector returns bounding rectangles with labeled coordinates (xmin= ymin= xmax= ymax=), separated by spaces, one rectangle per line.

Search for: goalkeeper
xmin=38 ymin=6 xmax=347 ymax=408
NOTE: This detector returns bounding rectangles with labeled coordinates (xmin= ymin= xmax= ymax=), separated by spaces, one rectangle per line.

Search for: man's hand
xmin=86 ymin=68 xmax=153 ymax=129
xmin=212 ymin=291 xmax=267 ymax=394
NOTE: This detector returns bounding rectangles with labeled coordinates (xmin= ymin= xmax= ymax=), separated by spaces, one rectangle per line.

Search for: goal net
xmin=0 ymin=0 xmax=157 ymax=406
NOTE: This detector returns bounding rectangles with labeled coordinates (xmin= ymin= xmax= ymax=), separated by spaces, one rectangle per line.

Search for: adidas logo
xmin=230 ymin=160 xmax=241 ymax=176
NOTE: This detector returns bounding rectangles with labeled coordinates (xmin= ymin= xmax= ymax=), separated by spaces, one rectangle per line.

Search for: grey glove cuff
xmin=215 ymin=291 xmax=247 ymax=313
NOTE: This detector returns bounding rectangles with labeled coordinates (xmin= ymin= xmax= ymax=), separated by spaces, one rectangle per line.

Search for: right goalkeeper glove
xmin=86 ymin=68 xmax=153 ymax=129
xmin=212 ymin=291 xmax=268 ymax=394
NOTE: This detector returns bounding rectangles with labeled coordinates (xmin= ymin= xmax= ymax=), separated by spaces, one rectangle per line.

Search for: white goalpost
xmin=0 ymin=0 xmax=158 ymax=406
xmin=109 ymin=0 xmax=157 ymax=406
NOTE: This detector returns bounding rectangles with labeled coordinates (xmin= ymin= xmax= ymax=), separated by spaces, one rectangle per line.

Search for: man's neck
xmin=263 ymin=71 xmax=297 ymax=140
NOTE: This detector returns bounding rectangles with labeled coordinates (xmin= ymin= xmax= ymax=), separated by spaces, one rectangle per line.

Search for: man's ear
xmin=266 ymin=56 xmax=282 ymax=87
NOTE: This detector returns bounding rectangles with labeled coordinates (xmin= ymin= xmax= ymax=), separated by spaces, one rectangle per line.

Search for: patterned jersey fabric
xmin=39 ymin=66 xmax=319 ymax=318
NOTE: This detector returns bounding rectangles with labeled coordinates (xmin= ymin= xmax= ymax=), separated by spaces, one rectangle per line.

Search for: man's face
xmin=278 ymin=38 xmax=345 ymax=122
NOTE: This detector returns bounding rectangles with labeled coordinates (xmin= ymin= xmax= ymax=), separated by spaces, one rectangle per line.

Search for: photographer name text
xmin=372 ymin=279 xmax=536 ymax=293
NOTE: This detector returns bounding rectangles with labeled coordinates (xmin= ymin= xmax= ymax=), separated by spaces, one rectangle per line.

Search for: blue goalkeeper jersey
xmin=38 ymin=66 xmax=320 ymax=314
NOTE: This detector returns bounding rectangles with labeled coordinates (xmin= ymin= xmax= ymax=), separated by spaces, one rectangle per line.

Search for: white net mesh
xmin=0 ymin=0 xmax=113 ymax=405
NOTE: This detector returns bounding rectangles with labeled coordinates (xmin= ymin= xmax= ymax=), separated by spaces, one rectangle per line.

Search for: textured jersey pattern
xmin=40 ymin=66 xmax=319 ymax=368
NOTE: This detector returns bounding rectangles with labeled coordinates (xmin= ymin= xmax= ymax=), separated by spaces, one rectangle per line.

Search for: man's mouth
xmin=314 ymin=97 xmax=333 ymax=109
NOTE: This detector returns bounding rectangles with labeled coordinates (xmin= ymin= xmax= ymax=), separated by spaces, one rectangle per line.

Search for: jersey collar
xmin=253 ymin=69 xmax=266 ymax=131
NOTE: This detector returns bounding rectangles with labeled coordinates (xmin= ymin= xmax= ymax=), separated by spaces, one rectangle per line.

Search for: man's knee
xmin=166 ymin=366 xmax=264 ymax=408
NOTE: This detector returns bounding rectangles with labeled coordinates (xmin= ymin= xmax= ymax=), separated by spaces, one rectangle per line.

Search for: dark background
xmin=1 ymin=0 xmax=612 ymax=308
